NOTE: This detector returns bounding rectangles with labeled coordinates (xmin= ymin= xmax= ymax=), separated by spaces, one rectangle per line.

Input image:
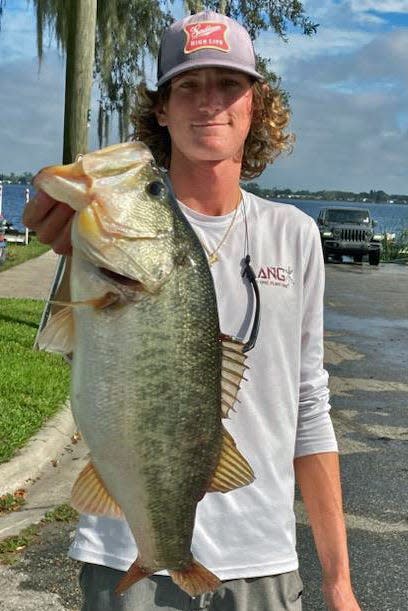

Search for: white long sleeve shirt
xmin=69 ymin=191 xmax=338 ymax=579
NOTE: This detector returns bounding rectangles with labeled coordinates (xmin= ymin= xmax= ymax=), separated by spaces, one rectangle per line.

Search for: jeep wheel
xmin=369 ymin=251 xmax=380 ymax=266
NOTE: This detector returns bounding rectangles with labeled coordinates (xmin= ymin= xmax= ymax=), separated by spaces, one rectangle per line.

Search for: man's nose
xmin=197 ymin=83 xmax=223 ymax=113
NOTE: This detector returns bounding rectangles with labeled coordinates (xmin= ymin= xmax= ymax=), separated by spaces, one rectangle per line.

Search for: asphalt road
xmin=297 ymin=261 xmax=408 ymax=611
xmin=1 ymin=260 xmax=407 ymax=610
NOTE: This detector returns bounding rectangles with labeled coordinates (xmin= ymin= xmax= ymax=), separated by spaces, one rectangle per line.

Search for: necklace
xmin=199 ymin=197 xmax=241 ymax=266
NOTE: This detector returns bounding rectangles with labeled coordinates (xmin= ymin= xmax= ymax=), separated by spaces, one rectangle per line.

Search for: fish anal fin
xmin=208 ymin=426 xmax=255 ymax=493
xmin=71 ymin=461 xmax=123 ymax=519
xmin=169 ymin=559 xmax=221 ymax=596
xmin=37 ymin=306 xmax=74 ymax=354
xmin=115 ymin=557 xmax=151 ymax=595
xmin=220 ymin=335 xmax=248 ymax=418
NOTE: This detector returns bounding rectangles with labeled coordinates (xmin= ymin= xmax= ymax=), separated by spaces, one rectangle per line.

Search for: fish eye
xmin=146 ymin=181 xmax=165 ymax=197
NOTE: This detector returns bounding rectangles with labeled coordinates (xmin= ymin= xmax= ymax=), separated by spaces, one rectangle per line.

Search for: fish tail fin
xmin=115 ymin=557 xmax=221 ymax=598
xmin=115 ymin=557 xmax=151 ymax=595
xmin=169 ymin=559 xmax=221 ymax=597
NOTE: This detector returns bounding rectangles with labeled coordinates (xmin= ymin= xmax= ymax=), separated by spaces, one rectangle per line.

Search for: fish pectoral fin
xmin=207 ymin=426 xmax=255 ymax=493
xmin=71 ymin=461 xmax=124 ymax=519
xmin=51 ymin=290 xmax=123 ymax=309
xmin=37 ymin=306 xmax=75 ymax=354
xmin=84 ymin=291 xmax=124 ymax=309
xmin=220 ymin=335 xmax=248 ymax=418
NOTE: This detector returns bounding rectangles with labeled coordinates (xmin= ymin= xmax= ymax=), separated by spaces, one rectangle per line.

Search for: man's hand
xmin=323 ymin=577 xmax=361 ymax=610
xmin=23 ymin=190 xmax=74 ymax=255
xmin=294 ymin=453 xmax=362 ymax=611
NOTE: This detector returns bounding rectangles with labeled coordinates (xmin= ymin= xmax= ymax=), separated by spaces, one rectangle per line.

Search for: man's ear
xmin=155 ymin=103 xmax=168 ymax=127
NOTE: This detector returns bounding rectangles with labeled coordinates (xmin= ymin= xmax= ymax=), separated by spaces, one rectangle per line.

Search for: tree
xmin=184 ymin=1 xmax=318 ymax=38
xmin=29 ymin=1 xmax=173 ymax=146
xmin=2 ymin=1 xmax=97 ymax=161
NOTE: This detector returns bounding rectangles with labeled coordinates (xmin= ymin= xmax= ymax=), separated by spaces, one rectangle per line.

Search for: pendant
xmin=208 ymin=253 xmax=219 ymax=266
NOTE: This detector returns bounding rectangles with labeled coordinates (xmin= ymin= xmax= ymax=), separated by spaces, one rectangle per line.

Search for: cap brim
xmin=157 ymin=59 xmax=264 ymax=88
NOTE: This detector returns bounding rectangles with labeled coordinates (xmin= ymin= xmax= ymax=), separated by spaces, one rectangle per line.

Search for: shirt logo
xmin=184 ymin=22 xmax=230 ymax=54
xmin=257 ymin=265 xmax=294 ymax=288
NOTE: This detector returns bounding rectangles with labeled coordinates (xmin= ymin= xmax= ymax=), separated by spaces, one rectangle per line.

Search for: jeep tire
xmin=369 ymin=251 xmax=380 ymax=266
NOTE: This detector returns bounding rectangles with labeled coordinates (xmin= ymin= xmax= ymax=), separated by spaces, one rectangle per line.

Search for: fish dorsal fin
xmin=71 ymin=461 xmax=124 ymax=519
xmin=220 ymin=335 xmax=248 ymax=418
xmin=207 ymin=426 xmax=255 ymax=493
xmin=37 ymin=306 xmax=75 ymax=355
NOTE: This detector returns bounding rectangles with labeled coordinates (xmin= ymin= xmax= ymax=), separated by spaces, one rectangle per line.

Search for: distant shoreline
xmin=272 ymin=195 xmax=408 ymax=205
xmin=2 ymin=180 xmax=408 ymax=205
xmin=241 ymin=183 xmax=408 ymax=205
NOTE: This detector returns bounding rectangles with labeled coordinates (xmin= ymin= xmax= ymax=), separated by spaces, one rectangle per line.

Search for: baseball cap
xmin=157 ymin=11 xmax=263 ymax=87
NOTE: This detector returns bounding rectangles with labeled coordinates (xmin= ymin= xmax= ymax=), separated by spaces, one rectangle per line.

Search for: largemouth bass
xmin=34 ymin=142 xmax=254 ymax=596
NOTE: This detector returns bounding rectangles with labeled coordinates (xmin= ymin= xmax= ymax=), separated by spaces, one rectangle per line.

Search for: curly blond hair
xmin=131 ymin=79 xmax=293 ymax=180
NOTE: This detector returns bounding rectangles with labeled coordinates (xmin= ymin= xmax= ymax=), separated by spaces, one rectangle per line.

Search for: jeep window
xmin=326 ymin=210 xmax=370 ymax=224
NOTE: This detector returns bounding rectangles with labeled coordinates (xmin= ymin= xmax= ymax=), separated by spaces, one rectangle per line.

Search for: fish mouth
xmin=98 ymin=267 xmax=142 ymax=289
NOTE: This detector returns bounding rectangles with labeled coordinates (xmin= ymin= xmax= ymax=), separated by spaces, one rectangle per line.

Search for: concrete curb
xmin=0 ymin=403 xmax=76 ymax=496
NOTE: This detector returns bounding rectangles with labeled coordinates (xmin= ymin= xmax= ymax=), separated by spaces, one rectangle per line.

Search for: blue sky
xmin=0 ymin=0 xmax=407 ymax=194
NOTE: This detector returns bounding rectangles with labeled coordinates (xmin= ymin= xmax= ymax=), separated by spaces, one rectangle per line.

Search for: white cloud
xmin=305 ymin=30 xmax=408 ymax=86
xmin=256 ymin=27 xmax=374 ymax=75
xmin=350 ymin=0 xmax=408 ymax=12
xmin=259 ymin=28 xmax=408 ymax=193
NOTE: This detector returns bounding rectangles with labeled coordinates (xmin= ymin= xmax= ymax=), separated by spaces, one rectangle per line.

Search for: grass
xmin=0 ymin=490 xmax=26 ymax=515
xmin=0 ymin=524 xmax=41 ymax=565
xmin=381 ymin=229 xmax=408 ymax=263
xmin=42 ymin=503 xmax=78 ymax=523
xmin=0 ymin=503 xmax=78 ymax=565
xmin=0 ymin=298 xmax=70 ymax=464
xmin=0 ymin=235 xmax=49 ymax=272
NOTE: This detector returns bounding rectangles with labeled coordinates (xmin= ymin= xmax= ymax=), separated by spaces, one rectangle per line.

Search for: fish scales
xmin=71 ymin=203 xmax=222 ymax=568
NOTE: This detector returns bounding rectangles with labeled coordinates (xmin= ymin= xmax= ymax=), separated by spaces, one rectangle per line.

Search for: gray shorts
xmin=79 ymin=563 xmax=303 ymax=611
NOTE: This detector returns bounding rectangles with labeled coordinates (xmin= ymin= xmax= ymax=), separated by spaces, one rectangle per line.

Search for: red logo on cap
xmin=184 ymin=22 xmax=230 ymax=54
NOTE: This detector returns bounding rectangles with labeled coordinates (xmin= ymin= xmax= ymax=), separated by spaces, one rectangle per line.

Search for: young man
xmin=24 ymin=11 xmax=361 ymax=611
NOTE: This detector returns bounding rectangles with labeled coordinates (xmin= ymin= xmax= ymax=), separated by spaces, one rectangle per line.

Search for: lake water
xmin=2 ymin=183 xmax=408 ymax=234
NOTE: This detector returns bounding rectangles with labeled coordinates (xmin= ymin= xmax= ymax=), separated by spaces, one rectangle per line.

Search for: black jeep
xmin=317 ymin=207 xmax=382 ymax=265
